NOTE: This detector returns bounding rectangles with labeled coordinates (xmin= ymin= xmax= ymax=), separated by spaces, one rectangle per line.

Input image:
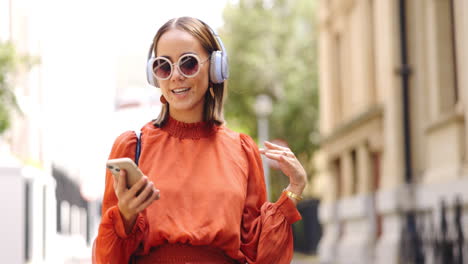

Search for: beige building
xmin=314 ymin=0 xmax=467 ymax=263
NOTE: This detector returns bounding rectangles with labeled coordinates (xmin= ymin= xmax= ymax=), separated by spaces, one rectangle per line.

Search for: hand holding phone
xmin=106 ymin=157 xmax=160 ymax=234
xmin=106 ymin=158 xmax=145 ymax=188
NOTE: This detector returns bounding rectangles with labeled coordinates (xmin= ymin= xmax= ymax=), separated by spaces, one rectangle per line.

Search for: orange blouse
xmin=93 ymin=117 xmax=302 ymax=263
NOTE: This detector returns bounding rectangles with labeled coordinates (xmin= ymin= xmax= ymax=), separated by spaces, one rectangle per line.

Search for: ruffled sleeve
xmin=92 ymin=131 xmax=148 ymax=264
xmin=239 ymin=134 xmax=302 ymax=264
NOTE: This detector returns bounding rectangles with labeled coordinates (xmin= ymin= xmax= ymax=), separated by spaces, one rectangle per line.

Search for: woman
xmin=93 ymin=17 xmax=307 ymax=264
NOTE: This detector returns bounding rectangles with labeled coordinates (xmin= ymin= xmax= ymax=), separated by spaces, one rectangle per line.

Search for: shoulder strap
xmin=135 ymin=131 xmax=142 ymax=166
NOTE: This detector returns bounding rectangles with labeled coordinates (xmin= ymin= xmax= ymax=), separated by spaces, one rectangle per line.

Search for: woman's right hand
xmin=112 ymin=169 xmax=160 ymax=234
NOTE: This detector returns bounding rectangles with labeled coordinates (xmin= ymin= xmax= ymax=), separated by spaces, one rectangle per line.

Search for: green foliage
xmin=0 ymin=42 xmax=18 ymax=134
xmin=0 ymin=42 xmax=38 ymax=134
xmin=222 ymin=0 xmax=319 ymax=199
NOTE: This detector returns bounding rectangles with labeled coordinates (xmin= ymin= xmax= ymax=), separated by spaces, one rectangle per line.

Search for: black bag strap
xmin=135 ymin=131 xmax=142 ymax=166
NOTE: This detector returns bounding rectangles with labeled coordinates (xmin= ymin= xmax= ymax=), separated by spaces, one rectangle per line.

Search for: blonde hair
xmin=151 ymin=17 xmax=227 ymax=127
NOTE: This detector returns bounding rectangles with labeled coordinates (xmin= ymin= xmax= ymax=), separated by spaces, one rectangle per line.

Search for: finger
xmin=264 ymin=152 xmax=289 ymax=162
xmin=262 ymin=150 xmax=295 ymax=161
xmin=111 ymin=173 xmax=118 ymax=187
xmin=117 ymin=169 xmax=127 ymax=193
xmin=264 ymin=141 xmax=290 ymax=151
xmin=134 ymin=181 xmax=154 ymax=204
xmin=153 ymin=187 xmax=161 ymax=200
xmin=127 ymin=176 xmax=148 ymax=197
xmin=136 ymin=189 xmax=160 ymax=212
xmin=262 ymin=149 xmax=295 ymax=158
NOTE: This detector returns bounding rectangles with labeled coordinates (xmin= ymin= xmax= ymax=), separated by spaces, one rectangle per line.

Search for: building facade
xmin=315 ymin=0 xmax=467 ymax=263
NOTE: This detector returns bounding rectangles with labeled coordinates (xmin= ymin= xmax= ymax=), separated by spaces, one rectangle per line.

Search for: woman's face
xmin=156 ymin=28 xmax=210 ymax=122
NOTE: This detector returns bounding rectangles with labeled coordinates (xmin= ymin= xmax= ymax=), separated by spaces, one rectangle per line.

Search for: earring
xmin=160 ymin=95 xmax=167 ymax=104
xmin=209 ymin=87 xmax=215 ymax=98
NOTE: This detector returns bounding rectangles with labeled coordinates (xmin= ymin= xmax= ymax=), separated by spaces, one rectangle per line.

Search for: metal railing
xmin=400 ymin=196 xmax=465 ymax=264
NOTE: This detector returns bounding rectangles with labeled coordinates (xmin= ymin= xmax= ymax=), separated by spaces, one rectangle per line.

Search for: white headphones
xmin=146 ymin=19 xmax=229 ymax=87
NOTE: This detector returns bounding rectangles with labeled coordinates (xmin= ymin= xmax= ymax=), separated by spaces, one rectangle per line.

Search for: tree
xmin=0 ymin=42 xmax=37 ymax=134
xmin=221 ymin=0 xmax=319 ymax=199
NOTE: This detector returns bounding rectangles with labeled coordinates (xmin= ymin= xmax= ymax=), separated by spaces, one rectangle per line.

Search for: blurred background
xmin=0 ymin=0 xmax=467 ymax=263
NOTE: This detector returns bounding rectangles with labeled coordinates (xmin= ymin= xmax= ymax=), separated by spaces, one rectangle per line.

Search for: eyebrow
xmin=160 ymin=51 xmax=198 ymax=60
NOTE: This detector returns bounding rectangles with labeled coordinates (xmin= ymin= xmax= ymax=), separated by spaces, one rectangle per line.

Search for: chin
xmin=170 ymin=102 xmax=198 ymax=111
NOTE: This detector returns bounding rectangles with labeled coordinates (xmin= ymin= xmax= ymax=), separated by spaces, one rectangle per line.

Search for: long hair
xmin=151 ymin=17 xmax=227 ymax=127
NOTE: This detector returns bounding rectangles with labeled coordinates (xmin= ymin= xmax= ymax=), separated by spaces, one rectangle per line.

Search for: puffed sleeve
xmin=92 ymin=131 xmax=148 ymax=264
xmin=239 ymin=134 xmax=302 ymax=264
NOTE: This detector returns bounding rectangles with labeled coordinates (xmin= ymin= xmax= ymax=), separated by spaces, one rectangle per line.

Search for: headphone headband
xmin=146 ymin=18 xmax=229 ymax=87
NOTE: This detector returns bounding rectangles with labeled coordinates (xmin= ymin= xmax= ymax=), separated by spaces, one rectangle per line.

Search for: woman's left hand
xmin=259 ymin=141 xmax=307 ymax=197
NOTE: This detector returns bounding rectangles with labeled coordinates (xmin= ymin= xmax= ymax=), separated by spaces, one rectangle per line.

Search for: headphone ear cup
xmin=147 ymin=58 xmax=159 ymax=87
xmin=221 ymin=53 xmax=229 ymax=80
xmin=210 ymin=50 xmax=223 ymax=84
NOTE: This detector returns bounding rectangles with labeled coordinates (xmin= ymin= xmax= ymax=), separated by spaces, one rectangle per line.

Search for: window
xmin=371 ymin=151 xmax=382 ymax=238
xmin=333 ymin=158 xmax=342 ymax=199
xmin=334 ymin=34 xmax=343 ymax=125
xmin=351 ymin=149 xmax=358 ymax=194
xmin=448 ymin=0 xmax=458 ymax=104
xmin=429 ymin=0 xmax=459 ymax=115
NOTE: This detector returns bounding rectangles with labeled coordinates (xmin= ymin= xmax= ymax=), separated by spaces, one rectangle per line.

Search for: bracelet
xmin=284 ymin=190 xmax=303 ymax=201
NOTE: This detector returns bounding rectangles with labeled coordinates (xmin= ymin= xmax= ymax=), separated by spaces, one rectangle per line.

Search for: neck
xmin=161 ymin=115 xmax=217 ymax=139
xmin=169 ymin=109 xmax=204 ymax=123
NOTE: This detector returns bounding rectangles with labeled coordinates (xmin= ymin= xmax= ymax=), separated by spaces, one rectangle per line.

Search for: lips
xmin=172 ymin=88 xmax=191 ymax=94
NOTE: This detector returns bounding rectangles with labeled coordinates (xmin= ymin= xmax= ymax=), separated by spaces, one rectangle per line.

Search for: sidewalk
xmin=64 ymin=251 xmax=318 ymax=264
xmin=291 ymin=252 xmax=318 ymax=264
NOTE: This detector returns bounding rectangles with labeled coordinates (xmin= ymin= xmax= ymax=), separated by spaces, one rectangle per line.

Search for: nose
xmin=170 ymin=64 xmax=184 ymax=81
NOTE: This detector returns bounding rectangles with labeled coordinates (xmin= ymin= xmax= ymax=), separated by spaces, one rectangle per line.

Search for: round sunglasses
xmin=150 ymin=54 xmax=210 ymax=80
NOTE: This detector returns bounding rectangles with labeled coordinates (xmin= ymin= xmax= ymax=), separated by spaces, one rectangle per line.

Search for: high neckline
xmin=160 ymin=116 xmax=218 ymax=139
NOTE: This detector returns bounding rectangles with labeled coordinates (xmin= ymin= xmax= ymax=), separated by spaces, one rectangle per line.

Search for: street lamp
xmin=254 ymin=94 xmax=273 ymax=201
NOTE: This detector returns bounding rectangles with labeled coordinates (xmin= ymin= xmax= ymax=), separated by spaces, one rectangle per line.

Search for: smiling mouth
xmin=172 ymin=88 xmax=191 ymax=94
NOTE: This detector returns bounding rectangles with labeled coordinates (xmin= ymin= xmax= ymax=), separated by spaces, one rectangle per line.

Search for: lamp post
xmin=254 ymin=94 xmax=273 ymax=201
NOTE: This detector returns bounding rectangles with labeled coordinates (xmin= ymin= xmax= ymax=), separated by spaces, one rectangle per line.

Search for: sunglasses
xmin=150 ymin=54 xmax=210 ymax=80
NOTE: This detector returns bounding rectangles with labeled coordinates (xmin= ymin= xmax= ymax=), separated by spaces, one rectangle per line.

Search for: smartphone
xmin=106 ymin=158 xmax=144 ymax=188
